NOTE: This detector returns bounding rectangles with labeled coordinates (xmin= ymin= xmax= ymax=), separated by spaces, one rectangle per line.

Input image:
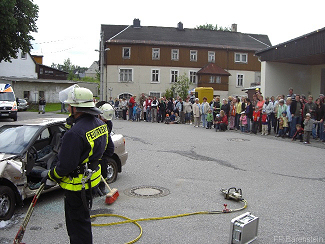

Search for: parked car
xmin=17 ymin=99 xmax=29 ymax=111
xmin=0 ymin=118 xmax=127 ymax=220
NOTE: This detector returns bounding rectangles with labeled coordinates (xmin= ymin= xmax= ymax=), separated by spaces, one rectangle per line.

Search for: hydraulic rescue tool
xmin=13 ymin=183 xmax=45 ymax=244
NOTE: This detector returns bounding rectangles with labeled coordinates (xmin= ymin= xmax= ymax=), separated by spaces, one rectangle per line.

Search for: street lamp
xmin=95 ymin=34 xmax=110 ymax=101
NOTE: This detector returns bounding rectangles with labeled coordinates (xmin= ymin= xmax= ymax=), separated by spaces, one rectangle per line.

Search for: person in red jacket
xmin=252 ymin=106 xmax=261 ymax=134
xmin=128 ymin=95 xmax=136 ymax=120
xmin=215 ymin=110 xmax=228 ymax=131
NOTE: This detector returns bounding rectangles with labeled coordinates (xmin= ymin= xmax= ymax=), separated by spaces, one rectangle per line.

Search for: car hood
xmin=0 ymin=154 xmax=22 ymax=179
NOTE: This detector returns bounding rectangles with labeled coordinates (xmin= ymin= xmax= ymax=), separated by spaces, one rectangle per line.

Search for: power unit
xmin=229 ymin=212 xmax=259 ymax=244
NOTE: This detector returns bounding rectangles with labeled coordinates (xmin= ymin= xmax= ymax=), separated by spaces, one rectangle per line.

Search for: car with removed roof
xmin=0 ymin=118 xmax=127 ymax=220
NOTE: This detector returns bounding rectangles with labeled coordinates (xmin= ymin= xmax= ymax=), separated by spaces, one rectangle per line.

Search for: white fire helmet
xmin=99 ymin=103 xmax=114 ymax=120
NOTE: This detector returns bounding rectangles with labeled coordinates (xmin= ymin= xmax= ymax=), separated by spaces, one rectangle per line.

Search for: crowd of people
xmin=108 ymin=88 xmax=325 ymax=144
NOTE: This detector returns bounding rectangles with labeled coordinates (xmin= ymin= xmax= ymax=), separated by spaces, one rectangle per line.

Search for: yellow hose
xmin=91 ymin=199 xmax=248 ymax=244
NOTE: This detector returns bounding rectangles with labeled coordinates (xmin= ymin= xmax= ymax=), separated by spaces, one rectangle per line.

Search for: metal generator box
xmin=229 ymin=212 xmax=259 ymax=244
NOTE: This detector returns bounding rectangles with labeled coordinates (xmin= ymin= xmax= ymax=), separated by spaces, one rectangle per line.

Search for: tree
xmin=173 ymin=73 xmax=190 ymax=100
xmin=0 ymin=0 xmax=39 ymax=62
xmin=195 ymin=23 xmax=231 ymax=32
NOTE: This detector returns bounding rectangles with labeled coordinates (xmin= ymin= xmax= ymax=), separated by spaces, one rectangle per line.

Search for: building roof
xmin=0 ymin=76 xmax=76 ymax=84
xmin=101 ymin=24 xmax=271 ymax=51
xmin=256 ymin=27 xmax=325 ymax=65
xmin=197 ymin=63 xmax=231 ymax=76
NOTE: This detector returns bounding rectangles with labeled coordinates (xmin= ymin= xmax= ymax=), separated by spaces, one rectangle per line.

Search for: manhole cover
xmin=227 ymin=138 xmax=250 ymax=142
xmin=124 ymin=186 xmax=170 ymax=198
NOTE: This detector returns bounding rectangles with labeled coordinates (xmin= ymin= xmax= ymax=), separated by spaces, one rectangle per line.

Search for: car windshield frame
xmin=0 ymin=125 xmax=41 ymax=154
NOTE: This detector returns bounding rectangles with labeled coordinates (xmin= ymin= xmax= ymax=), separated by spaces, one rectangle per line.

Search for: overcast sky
xmin=31 ymin=0 xmax=324 ymax=68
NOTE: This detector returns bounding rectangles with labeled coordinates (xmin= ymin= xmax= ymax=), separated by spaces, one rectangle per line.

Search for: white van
xmin=0 ymin=83 xmax=18 ymax=121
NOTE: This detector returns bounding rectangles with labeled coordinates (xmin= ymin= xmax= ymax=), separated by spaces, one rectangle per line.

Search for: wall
xmin=0 ymin=50 xmax=37 ymax=78
xmin=261 ymin=62 xmax=313 ymax=98
xmin=228 ymin=70 xmax=258 ymax=97
xmin=104 ymin=65 xmax=198 ymax=99
xmin=311 ymin=64 xmax=325 ymax=97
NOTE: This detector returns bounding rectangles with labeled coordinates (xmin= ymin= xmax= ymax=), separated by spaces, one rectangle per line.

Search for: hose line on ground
xmin=90 ymin=199 xmax=248 ymax=244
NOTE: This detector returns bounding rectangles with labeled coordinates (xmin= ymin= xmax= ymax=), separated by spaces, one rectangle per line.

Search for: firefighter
xmin=42 ymin=86 xmax=109 ymax=244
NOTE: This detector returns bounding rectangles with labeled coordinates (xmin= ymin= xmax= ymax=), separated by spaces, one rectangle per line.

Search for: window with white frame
xmin=236 ymin=74 xmax=244 ymax=87
xmin=122 ymin=47 xmax=131 ymax=59
xmin=171 ymin=49 xmax=179 ymax=60
xmin=189 ymin=71 xmax=197 ymax=83
xmin=149 ymin=92 xmax=161 ymax=98
xmin=190 ymin=50 xmax=197 ymax=61
xmin=208 ymin=51 xmax=215 ymax=63
xmin=235 ymin=53 xmax=248 ymax=63
xmin=210 ymin=76 xmax=221 ymax=83
xmin=171 ymin=70 xmax=179 ymax=83
xmin=119 ymin=69 xmax=133 ymax=82
xmin=152 ymin=48 xmax=160 ymax=60
xmin=151 ymin=69 xmax=160 ymax=82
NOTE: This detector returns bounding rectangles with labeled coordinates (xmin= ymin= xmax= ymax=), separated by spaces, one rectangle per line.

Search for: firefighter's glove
xmin=41 ymin=174 xmax=57 ymax=190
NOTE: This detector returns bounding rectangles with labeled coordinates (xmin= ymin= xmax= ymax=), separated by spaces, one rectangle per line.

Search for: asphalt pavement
xmin=1 ymin=114 xmax=325 ymax=244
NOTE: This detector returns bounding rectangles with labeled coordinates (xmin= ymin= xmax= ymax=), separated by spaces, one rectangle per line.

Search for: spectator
xmin=212 ymin=96 xmax=221 ymax=120
xmin=303 ymin=113 xmax=315 ymax=144
xmin=290 ymin=94 xmax=303 ymax=138
xmin=277 ymin=111 xmax=288 ymax=138
xmin=215 ymin=110 xmax=228 ymax=132
xmin=292 ymin=124 xmax=304 ymax=142
xmin=146 ymin=96 xmax=152 ymax=122
xmin=287 ymin=87 xmax=296 ymax=101
xmin=176 ymin=98 xmax=185 ymax=124
xmin=315 ymin=98 xmax=325 ymax=141
xmin=128 ymin=95 xmax=136 ymax=120
xmin=261 ymin=110 xmax=268 ymax=135
xmin=286 ymin=98 xmax=293 ymax=137
xmin=151 ymin=97 xmax=158 ymax=123
xmin=121 ymin=98 xmax=127 ymax=120
xmin=235 ymin=97 xmax=242 ymax=130
xmin=221 ymin=99 xmax=230 ymax=118
xmin=303 ymin=95 xmax=316 ymax=138
xmin=158 ymin=97 xmax=166 ymax=123
xmin=206 ymin=109 xmax=213 ymax=129
xmin=240 ymin=111 xmax=247 ymax=132
xmin=252 ymin=106 xmax=260 ymax=134
xmin=263 ymin=97 xmax=274 ymax=135
xmin=245 ymin=98 xmax=253 ymax=133
xmin=229 ymin=99 xmax=236 ymax=130
xmin=38 ymin=97 xmax=46 ymax=114
xmin=193 ymin=98 xmax=201 ymax=128
xmin=276 ymin=99 xmax=287 ymax=136
xmin=183 ymin=98 xmax=193 ymax=125
xmin=200 ymin=97 xmax=210 ymax=128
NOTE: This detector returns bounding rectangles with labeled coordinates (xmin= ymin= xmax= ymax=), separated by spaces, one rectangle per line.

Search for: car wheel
xmin=0 ymin=186 xmax=16 ymax=221
xmin=102 ymin=158 xmax=118 ymax=183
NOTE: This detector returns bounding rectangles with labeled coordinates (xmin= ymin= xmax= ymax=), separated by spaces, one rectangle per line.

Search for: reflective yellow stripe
xmin=59 ymin=165 xmax=102 ymax=191
xmin=83 ymin=124 xmax=108 ymax=164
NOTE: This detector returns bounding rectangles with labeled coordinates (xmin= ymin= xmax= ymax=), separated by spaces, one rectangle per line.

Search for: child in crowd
xmin=229 ymin=101 xmax=236 ymax=130
xmin=252 ymin=106 xmax=260 ymax=134
xmin=170 ymin=111 xmax=175 ymax=122
xmin=292 ymin=124 xmax=304 ymax=142
xmin=261 ymin=110 xmax=268 ymax=135
xmin=303 ymin=113 xmax=315 ymax=144
xmin=136 ymin=105 xmax=142 ymax=121
xmin=277 ymin=111 xmax=288 ymax=138
xmin=206 ymin=109 xmax=213 ymax=129
xmin=132 ymin=103 xmax=138 ymax=121
xmin=240 ymin=111 xmax=247 ymax=132
xmin=165 ymin=113 xmax=171 ymax=124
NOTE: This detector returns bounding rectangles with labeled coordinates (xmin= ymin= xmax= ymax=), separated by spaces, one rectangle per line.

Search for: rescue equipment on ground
xmin=91 ymin=187 xmax=250 ymax=244
xmin=229 ymin=212 xmax=259 ymax=244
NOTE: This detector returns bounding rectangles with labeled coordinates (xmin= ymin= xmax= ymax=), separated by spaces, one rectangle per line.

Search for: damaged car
xmin=0 ymin=118 xmax=127 ymax=220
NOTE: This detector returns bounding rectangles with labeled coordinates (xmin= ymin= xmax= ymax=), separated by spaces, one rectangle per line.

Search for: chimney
xmin=231 ymin=23 xmax=237 ymax=32
xmin=177 ymin=22 xmax=184 ymax=31
xmin=133 ymin=18 xmax=141 ymax=28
